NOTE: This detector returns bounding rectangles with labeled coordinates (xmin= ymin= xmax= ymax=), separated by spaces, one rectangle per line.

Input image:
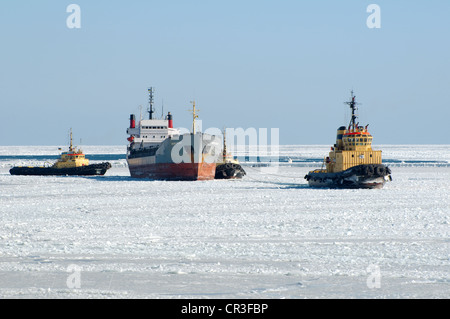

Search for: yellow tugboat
xmin=215 ymin=129 xmax=246 ymax=179
xmin=304 ymin=91 xmax=392 ymax=189
xmin=10 ymin=129 xmax=111 ymax=176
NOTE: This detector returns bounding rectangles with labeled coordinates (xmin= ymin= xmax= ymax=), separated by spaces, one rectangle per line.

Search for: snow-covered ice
xmin=0 ymin=145 xmax=448 ymax=298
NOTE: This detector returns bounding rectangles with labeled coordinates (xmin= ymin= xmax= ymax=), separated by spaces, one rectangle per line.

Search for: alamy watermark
xmin=166 ymin=121 xmax=280 ymax=172
xmin=366 ymin=4 xmax=381 ymax=29
xmin=66 ymin=264 xmax=81 ymax=289
xmin=65 ymin=4 xmax=380 ymax=30
xmin=66 ymin=4 xmax=81 ymax=29
xmin=366 ymin=264 xmax=381 ymax=289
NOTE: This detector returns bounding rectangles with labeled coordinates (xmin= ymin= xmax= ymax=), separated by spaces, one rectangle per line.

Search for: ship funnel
xmin=336 ymin=126 xmax=346 ymax=150
xmin=167 ymin=112 xmax=173 ymax=128
xmin=130 ymin=114 xmax=136 ymax=129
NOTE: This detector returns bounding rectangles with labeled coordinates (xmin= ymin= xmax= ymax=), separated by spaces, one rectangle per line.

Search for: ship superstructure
xmin=53 ymin=129 xmax=90 ymax=169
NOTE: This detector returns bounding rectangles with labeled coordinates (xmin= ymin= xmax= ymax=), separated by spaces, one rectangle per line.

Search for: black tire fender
xmin=376 ymin=166 xmax=385 ymax=176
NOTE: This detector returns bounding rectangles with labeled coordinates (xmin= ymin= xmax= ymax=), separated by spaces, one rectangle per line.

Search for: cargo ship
xmin=304 ymin=91 xmax=392 ymax=189
xmin=9 ymin=130 xmax=111 ymax=176
xmin=126 ymin=88 xmax=221 ymax=180
xmin=215 ymin=129 xmax=246 ymax=179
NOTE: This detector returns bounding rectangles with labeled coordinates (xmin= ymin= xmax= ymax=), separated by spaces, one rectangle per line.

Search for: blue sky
xmin=1 ymin=0 xmax=449 ymax=145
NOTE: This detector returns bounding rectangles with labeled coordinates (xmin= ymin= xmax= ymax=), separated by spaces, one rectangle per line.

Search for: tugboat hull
xmin=304 ymin=164 xmax=391 ymax=189
xmin=10 ymin=163 xmax=111 ymax=176
xmin=215 ymin=163 xmax=246 ymax=179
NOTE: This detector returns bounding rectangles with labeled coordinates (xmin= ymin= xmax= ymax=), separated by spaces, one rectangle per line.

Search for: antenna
xmin=344 ymin=90 xmax=361 ymax=131
xmin=148 ymin=87 xmax=155 ymax=120
xmin=161 ymin=99 xmax=164 ymax=119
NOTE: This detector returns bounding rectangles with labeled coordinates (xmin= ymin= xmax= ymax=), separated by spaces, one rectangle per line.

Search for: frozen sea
xmin=0 ymin=145 xmax=449 ymax=299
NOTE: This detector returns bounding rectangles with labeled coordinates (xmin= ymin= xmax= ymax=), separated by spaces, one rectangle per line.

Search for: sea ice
xmin=0 ymin=145 xmax=448 ymax=298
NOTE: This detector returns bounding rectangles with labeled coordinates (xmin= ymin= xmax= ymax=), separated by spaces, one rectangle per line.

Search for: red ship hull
xmin=128 ymin=162 xmax=216 ymax=181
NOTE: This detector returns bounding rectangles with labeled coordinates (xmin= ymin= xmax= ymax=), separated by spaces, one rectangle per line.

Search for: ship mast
xmin=189 ymin=100 xmax=199 ymax=134
xmin=69 ymin=128 xmax=73 ymax=152
xmin=222 ymin=127 xmax=227 ymax=158
xmin=345 ymin=90 xmax=360 ymax=131
xmin=148 ymin=87 xmax=155 ymax=120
